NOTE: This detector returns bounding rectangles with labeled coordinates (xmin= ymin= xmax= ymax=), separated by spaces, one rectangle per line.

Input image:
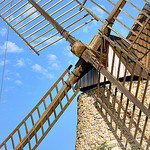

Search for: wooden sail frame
xmin=0 ymin=0 xmax=150 ymax=149
xmin=0 ymin=0 xmax=149 ymax=55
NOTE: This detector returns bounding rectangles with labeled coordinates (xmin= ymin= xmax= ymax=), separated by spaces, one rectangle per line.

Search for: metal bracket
xmin=97 ymin=65 xmax=103 ymax=72
xmin=72 ymin=71 xmax=79 ymax=77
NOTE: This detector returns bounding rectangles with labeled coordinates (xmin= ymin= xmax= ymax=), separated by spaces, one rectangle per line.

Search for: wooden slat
xmin=14 ymin=82 xmax=79 ymax=150
xmin=37 ymin=18 xmax=94 ymax=52
xmin=30 ymin=114 xmax=34 ymax=126
xmin=0 ymin=0 xmax=13 ymax=11
xmin=134 ymin=110 xmax=142 ymax=138
xmin=49 ymin=92 xmax=57 ymax=118
xmin=40 ymin=122 xmax=44 ymax=135
xmin=117 ymin=52 xmax=122 ymax=80
xmin=5 ymin=2 xmax=29 ymax=20
xmin=79 ymin=0 xmax=87 ymax=10
xmin=102 ymin=77 xmax=106 ymax=103
xmin=62 ymin=78 xmax=70 ymax=101
xmin=21 ymin=0 xmax=66 ymax=35
xmin=141 ymin=74 xmax=149 ymax=104
xmin=0 ymin=15 xmax=39 ymax=55
xmin=4 ymin=143 xmax=7 ymax=150
xmin=0 ymin=0 xmax=6 ymax=5
xmin=55 ymin=85 xmax=63 ymax=110
xmin=36 ymin=106 xmax=41 ymax=118
xmin=17 ymin=129 xmax=22 ymax=142
xmin=26 ymin=4 xmax=81 ymax=40
xmin=125 ymin=0 xmax=149 ymax=18
xmin=33 ymin=13 xmax=88 ymax=48
xmin=11 ymin=136 xmax=15 ymax=149
xmin=1 ymin=0 xmax=22 ymax=16
xmin=32 ymin=89 xmax=80 ymax=150
xmin=128 ymin=16 xmax=150 ymax=50
xmin=111 ymin=47 xmax=116 ymax=75
xmin=24 ymin=121 xmax=28 ymax=134
xmin=27 ymin=138 xmax=32 ymax=150
xmin=94 ymin=64 xmax=150 ymax=118
xmin=117 ymin=93 xmax=124 ymax=120
xmin=43 ymin=99 xmax=47 ymax=110
xmin=140 ymin=116 xmax=149 ymax=145
xmin=34 ymin=130 xmax=38 ymax=144
xmin=1 ymin=1 xmax=149 ymax=150
xmin=122 ymin=62 xmax=136 ymax=125
xmin=112 ymin=87 xmax=118 ymax=114
xmin=0 ymin=65 xmax=72 ymax=149
xmin=95 ymin=96 xmax=143 ymax=149
xmin=99 ymin=31 xmax=150 ymax=78
xmin=91 ymin=0 xmax=138 ymax=37
xmin=107 ymin=83 xmax=111 ymax=108
xmin=46 ymin=115 xmax=51 ymax=127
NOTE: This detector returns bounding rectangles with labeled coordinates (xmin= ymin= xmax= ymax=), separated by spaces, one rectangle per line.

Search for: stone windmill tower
xmin=0 ymin=0 xmax=150 ymax=150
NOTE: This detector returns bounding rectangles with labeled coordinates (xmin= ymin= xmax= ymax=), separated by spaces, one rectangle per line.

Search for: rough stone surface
xmin=75 ymin=81 xmax=150 ymax=150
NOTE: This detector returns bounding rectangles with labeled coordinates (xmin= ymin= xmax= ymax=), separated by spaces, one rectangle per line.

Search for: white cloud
xmin=0 ymin=41 xmax=23 ymax=54
xmin=64 ymin=46 xmax=74 ymax=57
xmin=39 ymin=35 xmax=63 ymax=45
xmin=26 ymin=58 xmax=32 ymax=64
xmin=32 ymin=64 xmax=42 ymax=72
xmin=15 ymin=80 xmax=22 ymax=85
xmin=47 ymin=54 xmax=57 ymax=60
xmin=82 ymin=26 xmax=89 ymax=33
xmin=32 ymin=64 xmax=54 ymax=79
xmin=47 ymin=54 xmax=57 ymax=63
xmin=32 ymin=35 xmax=64 ymax=50
xmin=0 ymin=28 xmax=7 ymax=37
xmin=117 ymin=16 xmax=123 ymax=20
xmin=81 ymin=20 xmax=99 ymax=33
xmin=47 ymin=54 xmax=60 ymax=69
xmin=91 ymin=6 xmax=104 ymax=18
xmin=0 ymin=60 xmax=10 ymax=66
xmin=15 ymin=59 xmax=25 ymax=67
xmin=51 ymin=63 xmax=59 ymax=68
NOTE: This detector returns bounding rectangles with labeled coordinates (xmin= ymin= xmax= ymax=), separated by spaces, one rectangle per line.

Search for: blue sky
xmin=0 ymin=0 xmax=147 ymax=149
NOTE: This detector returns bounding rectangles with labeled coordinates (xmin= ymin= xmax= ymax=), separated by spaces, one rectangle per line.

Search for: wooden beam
xmin=28 ymin=0 xmax=77 ymax=46
xmin=79 ymin=0 xmax=87 ymax=11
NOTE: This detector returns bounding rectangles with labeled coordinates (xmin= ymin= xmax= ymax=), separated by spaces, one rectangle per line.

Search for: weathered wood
xmin=127 ymin=3 xmax=150 ymax=69
xmin=28 ymin=0 xmax=77 ymax=46
xmin=95 ymin=96 xmax=143 ymax=150
xmin=79 ymin=0 xmax=87 ymax=10
xmin=1 ymin=1 xmax=150 ymax=150
xmin=101 ymin=33 xmax=149 ymax=78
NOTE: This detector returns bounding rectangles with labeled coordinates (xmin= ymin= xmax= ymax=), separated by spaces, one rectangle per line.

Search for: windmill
xmin=0 ymin=0 xmax=150 ymax=149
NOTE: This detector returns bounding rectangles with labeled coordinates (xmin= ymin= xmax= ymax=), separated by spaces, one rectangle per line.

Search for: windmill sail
xmin=0 ymin=65 xmax=80 ymax=150
xmin=0 ymin=0 xmax=150 ymax=150
xmin=0 ymin=0 xmax=149 ymax=54
xmin=0 ymin=0 xmax=98 ymax=54
xmin=127 ymin=3 xmax=150 ymax=69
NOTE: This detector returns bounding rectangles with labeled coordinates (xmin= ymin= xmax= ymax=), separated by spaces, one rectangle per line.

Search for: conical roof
xmin=127 ymin=3 xmax=150 ymax=69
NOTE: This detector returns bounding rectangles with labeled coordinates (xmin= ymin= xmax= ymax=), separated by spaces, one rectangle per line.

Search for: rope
xmin=0 ymin=25 xmax=10 ymax=103
xmin=0 ymin=2 xmax=12 ymax=103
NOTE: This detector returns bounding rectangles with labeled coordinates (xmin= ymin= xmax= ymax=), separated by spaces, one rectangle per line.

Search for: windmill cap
xmin=143 ymin=3 xmax=150 ymax=14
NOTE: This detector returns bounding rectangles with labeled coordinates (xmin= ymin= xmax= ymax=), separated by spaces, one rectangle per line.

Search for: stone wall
xmin=75 ymin=81 xmax=150 ymax=150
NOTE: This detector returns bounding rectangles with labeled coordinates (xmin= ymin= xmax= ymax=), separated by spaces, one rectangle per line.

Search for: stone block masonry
xmin=75 ymin=81 xmax=150 ymax=150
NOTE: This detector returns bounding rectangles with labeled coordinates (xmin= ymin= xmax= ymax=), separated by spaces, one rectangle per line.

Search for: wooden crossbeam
xmin=28 ymin=0 xmax=77 ymax=46
xmin=0 ymin=1 xmax=149 ymax=150
xmin=95 ymin=96 xmax=144 ymax=150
